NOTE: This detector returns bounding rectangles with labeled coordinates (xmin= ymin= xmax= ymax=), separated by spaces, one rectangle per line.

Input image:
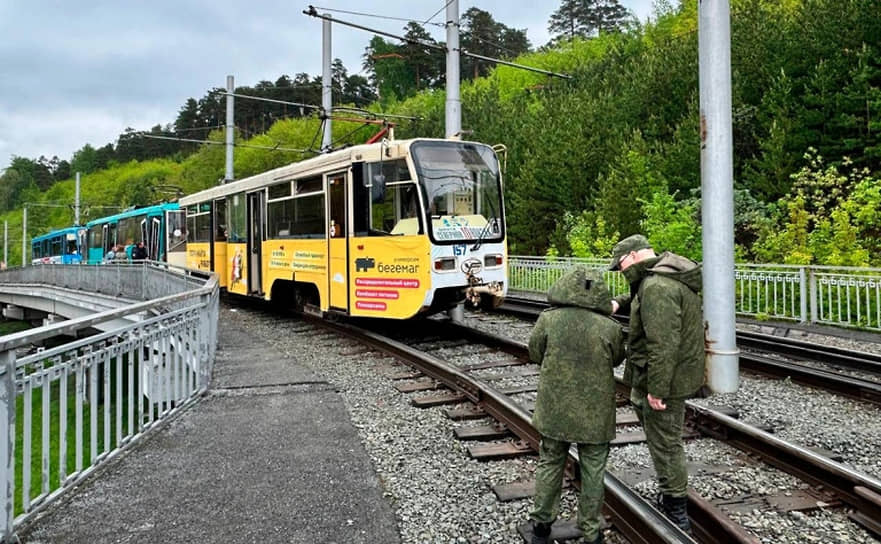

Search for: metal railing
xmin=508 ymin=256 xmax=881 ymax=331
xmin=0 ymin=263 xmax=219 ymax=541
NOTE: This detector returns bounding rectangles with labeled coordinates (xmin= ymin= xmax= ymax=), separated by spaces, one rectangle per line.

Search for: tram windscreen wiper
xmin=471 ymin=215 xmax=497 ymax=251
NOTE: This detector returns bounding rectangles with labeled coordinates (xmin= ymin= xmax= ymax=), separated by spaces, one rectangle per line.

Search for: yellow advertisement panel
xmin=187 ymin=242 xmax=211 ymax=272
xmin=227 ymin=243 xmax=248 ymax=295
xmin=349 ymin=236 xmax=431 ymax=319
xmin=263 ymin=240 xmax=328 ymax=309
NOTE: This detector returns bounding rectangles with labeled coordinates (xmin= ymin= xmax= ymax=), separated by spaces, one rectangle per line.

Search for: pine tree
xmin=548 ymin=0 xmax=631 ymax=41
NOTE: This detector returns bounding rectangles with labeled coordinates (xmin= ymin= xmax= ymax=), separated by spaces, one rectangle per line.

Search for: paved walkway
xmin=19 ymin=322 xmax=401 ymax=544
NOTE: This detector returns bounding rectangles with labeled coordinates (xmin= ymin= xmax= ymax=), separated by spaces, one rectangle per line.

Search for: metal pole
xmin=75 ymin=172 xmax=81 ymax=225
xmin=225 ymin=75 xmax=234 ymax=183
xmin=445 ymin=0 xmax=461 ymax=139
xmin=22 ymin=207 xmax=27 ymax=268
xmin=699 ymin=0 xmax=739 ymax=393
xmin=445 ymin=0 xmax=465 ymax=322
xmin=321 ymin=15 xmax=333 ymax=152
xmin=3 ymin=221 xmax=6 ymax=267
xmin=0 ymin=351 xmax=15 ymax=543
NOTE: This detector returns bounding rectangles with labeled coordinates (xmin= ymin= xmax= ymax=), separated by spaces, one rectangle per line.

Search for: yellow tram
xmin=174 ymin=138 xmax=507 ymax=319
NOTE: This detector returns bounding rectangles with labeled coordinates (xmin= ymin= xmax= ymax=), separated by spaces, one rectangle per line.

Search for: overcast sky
xmin=0 ymin=0 xmax=654 ymax=167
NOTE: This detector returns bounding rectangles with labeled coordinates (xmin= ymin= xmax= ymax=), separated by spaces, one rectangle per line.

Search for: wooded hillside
xmin=2 ymin=0 xmax=878 ymax=267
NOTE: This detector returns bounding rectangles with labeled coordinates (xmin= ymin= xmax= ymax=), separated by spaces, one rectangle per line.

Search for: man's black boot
xmin=659 ymin=494 xmax=692 ymax=534
xmin=531 ymin=520 xmax=552 ymax=544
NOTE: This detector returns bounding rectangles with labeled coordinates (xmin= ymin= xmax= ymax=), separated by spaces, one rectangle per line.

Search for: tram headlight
xmin=484 ymin=254 xmax=503 ymax=268
xmin=434 ymin=257 xmax=456 ymax=271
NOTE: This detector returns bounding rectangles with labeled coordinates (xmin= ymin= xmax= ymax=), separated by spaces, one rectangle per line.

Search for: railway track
xmin=230 ymin=295 xmax=881 ymax=542
xmin=318 ymin=316 xmax=718 ymax=544
xmin=497 ymin=296 xmax=881 ymax=406
xmin=323 ymin=315 xmax=881 ymax=543
xmin=446 ymin=322 xmax=881 ymax=540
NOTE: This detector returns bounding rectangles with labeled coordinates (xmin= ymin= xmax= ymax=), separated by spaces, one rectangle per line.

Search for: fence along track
xmin=0 ymin=263 xmax=219 ymax=542
xmin=508 ymin=257 xmax=881 ymax=331
xmin=317 ymin=317 xmax=759 ymax=544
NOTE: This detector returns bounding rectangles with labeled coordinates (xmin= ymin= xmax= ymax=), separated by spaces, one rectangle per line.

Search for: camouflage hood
xmin=547 ymin=265 xmax=613 ymax=315
xmin=648 ymin=252 xmax=702 ymax=293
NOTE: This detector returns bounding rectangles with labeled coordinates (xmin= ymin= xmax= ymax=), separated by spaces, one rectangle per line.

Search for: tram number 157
xmin=453 ymin=244 xmax=467 ymax=256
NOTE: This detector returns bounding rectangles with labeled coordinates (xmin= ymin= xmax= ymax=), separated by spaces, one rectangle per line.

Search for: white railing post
xmin=799 ymin=267 xmax=808 ymax=323
xmin=1 ymin=350 xmax=16 ymax=543
xmin=198 ymin=295 xmax=212 ymax=391
xmin=808 ymin=267 xmax=818 ymax=325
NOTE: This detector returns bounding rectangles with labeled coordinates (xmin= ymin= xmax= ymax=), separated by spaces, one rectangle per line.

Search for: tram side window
xmin=51 ymin=237 xmax=62 ymax=257
xmin=167 ymin=212 xmax=187 ymax=252
xmin=362 ymin=160 xmax=419 ymax=236
xmin=370 ymin=183 xmax=420 ymax=235
xmin=118 ymin=216 xmax=142 ymax=247
xmin=186 ymin=204 xmax=212 ymax=243
xmin=268 ymin=191 xmax=325 ymax=238
xmin=227 ymin=193 xmax=246 ymax=243
xmin=32 ymin=242 xmax=41 ymax=259
xmin=352 ymin=164 xmax=368 ymax=236
xmin=214 ymin=199 xmax=227 ymax=241
xmin=89 ymin=225 xmax=104 ymax=252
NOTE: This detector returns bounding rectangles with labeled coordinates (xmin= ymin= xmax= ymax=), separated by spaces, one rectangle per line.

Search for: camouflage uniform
xmin=613 ymin=251 xmax=704 ymax=498
xmin=528 ymin=266 xmax=625 ymax=542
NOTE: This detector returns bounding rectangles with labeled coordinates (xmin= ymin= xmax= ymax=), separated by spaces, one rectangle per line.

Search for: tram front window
xmin=411 ymin=141 xmax=504 ymax=244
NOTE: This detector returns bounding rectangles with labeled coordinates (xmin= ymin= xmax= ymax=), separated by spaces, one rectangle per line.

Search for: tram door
xmin=165 ymin=209 xmax=187 ymax=268
xmin=142 ymin=217 xmax=160 ymax=260
xmin=247 ymin=191 xmax=264 ymax=295
xmin=327 ymin=171 xmax=349 ymax=311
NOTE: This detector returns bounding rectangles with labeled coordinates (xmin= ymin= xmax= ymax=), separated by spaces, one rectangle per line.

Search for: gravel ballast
xmin=232 ymin=301 xmax=880 ymax=543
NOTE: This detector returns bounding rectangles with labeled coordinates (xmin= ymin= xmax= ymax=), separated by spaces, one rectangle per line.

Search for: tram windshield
xmin=410 ymin=141 xmax=504 ymax=244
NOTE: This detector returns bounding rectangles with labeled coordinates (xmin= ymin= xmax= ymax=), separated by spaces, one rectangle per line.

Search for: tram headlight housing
xmin=484 ymin=254 xmax=503 ymax=268
xmin=434 ymin=257 xmax=456 ymax=271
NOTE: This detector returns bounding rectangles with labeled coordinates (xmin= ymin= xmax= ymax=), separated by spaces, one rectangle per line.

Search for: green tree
xmin=460 ymin=8 xmax=531 ymax=79
xmin=363 ymin=36 xmax=412 ymax=102
xmin=400 ymin=22 xmax=443 ymax=91
xmin=548 ymin=0 xmax=632 ymax=41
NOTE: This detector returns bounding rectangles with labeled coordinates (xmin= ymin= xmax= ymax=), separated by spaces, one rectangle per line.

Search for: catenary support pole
xmin=321 ymin=15 xmax=332 ymax=152
xmin=225 ymin=75 xmax=234 ymax=183
xmin=445 ymin=0 xmax=465 ymax=322
xmin=21 ymin=207 xmax=27 ymax=268
xmin=3 ymin=221 xmax=6 ymax=267
xmin=699 ymin=0 xmax=739 ymax=393
xmin=445 ymin=0 xmax=461 ymax=139
xmin=75 ymin=172 xmax=81 ymax=225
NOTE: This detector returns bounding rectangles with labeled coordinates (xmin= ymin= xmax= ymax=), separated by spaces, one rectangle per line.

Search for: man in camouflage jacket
xmin=528 ymin=266 xmax=625 ymax=544
xmin=609 ymin=234 xmax=704 ymax=533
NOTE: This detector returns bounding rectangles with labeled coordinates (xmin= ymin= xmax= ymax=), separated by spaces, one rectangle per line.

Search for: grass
xmin=0 ymin=320 xmax=33 ymax=336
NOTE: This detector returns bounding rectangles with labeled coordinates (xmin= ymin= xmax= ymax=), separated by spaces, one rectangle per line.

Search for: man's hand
xmin=611 ymin=300 xmax=620 ymax=314
xmin=647 ymin=393 xmax=667 ymax=411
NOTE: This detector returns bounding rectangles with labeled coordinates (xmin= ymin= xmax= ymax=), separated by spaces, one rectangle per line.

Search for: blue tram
xmin=83 ymin=203 xmax=185 ymax=264
xmin=31 ymin=227 xmax=86 ymax=265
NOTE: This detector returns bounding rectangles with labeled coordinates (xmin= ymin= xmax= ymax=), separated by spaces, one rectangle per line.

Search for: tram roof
xmin=179 ymin=137 xmax=474 ymax=205
xmin=32 ymin=226 xmax=83 ymax=243
xmin=84 ymin=202 xmax=179 ymax=228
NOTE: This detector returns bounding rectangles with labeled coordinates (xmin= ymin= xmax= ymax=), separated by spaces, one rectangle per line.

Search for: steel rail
xmin=738 ymin=352 xmax=881 ymax=405
xmin=449 ymin=321 xmax=881 ymax=540
xmin=317 ymin=319 xmax=698 ymax=544
xmin=736 ymin=330 xmax=881 ymax=374
xmin=687 ymin=403 xmax=881 ymax=537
